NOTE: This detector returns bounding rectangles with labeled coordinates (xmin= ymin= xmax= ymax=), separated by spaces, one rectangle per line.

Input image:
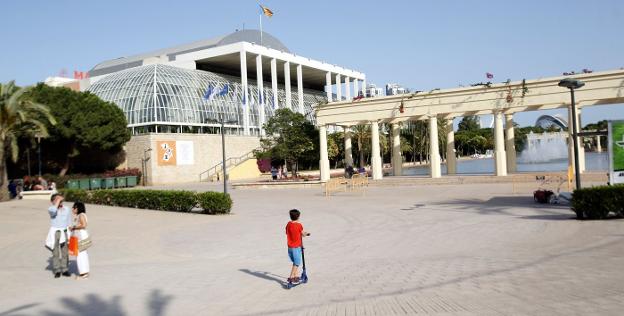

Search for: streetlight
xmin=35 ymin=134 xmax=42 ymax=177
xmin=558 ymin=78 xmax=585 ymax=190
xmin=141 ymin=148 xmax=152 ymax=186
xmin=207 ymin=114 xmax=237 ymax=195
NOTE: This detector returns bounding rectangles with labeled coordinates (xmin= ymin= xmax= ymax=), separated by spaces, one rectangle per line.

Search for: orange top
xmin=285 ymin=221 xmax=303 ymax=248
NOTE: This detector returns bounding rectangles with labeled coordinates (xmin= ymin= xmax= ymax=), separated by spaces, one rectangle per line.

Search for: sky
xmin=2 ymin=0 xmax=623 ymax=127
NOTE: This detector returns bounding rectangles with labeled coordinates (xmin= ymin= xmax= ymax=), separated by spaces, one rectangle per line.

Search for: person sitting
xmin=8 ymin=180 xmax=17 ymax=199
xmin=345 ymin=165 xmax=354 ymax=179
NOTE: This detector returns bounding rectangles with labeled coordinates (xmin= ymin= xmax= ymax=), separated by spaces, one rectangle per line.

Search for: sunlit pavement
xmin=1 ymin=183 xmax=623 ymax=315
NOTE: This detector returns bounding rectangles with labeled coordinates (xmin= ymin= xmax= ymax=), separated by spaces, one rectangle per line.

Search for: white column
xmin=271 ymin=58 xmax=278 ymax=109
xmin=505 ymin=114 xmax=516 ymax=173
xmin=371 ymin=121 xmax=383 ymax=180
xmin=325 ymin=72 xmax=332 ymax=102
xmin=494 ymin=111 xmax=507 ymax=176
xmin=335 ymin=74 xmax=342 ymax=101
xmin=392 ymin=123 xmax=402 ymax=176
xmin=362 ymin=78 xmax=367 ymax=97
xmin=577 ymin=108 xmax=586 ymax=173
xmin=344 ymin=127 xmax=353 ymax=167
xmin=446 ymin=120 xmax=457 ymax=175
xmin=353 ymin=79 xmax=360 ymax=97
xmin=345 ymin=77 xmax=351 ymax=100
xmin=429 ymin=116 xmax=441 ymax=178
xmin=296 ymin=64 xmax=304 ymax=114
xmin=240 ymin=50 xmax=249 ymax=135
xmin=319 ymin=125 xmax=330 ymax=182
xmin=256 ymin=55 xmax=265 ymax=135
xmin=596 ymin=135 xmax=602 ymax=152
xmin=284 ymin=61 xmax=291 ymax=110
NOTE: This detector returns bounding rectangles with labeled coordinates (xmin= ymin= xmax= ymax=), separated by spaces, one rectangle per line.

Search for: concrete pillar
xmin=240 ymin=50 xmax=249 ymax=135
xmin=256 ymin=54 xmax=265 ymax=135
xmin=596 ymin=135 xmax=602 ymax=152
xmin=271 ymin=58 xmax=278 ymax=109
xmin=319 ymin=125 xmax=330 ymax=182
xmin=392 ymin=123 xmax=402 ymax=176
xmin=429 ymin=116 xmax=442 ymax=178
xmin=446 ymin=120 xmax=457 ymax=175
xmin=353 ymin=79 xmax=360 ymax=97
xmin=362 ymin=78 xmax=367 ymax=97
xmin=344 ymin=127 xmax=353 ymax=167
xmin=371 ymin=121 xmax=383 ymax=180
xmin=284 ymin=61 xmax=291 ymax=110
xmin=505 ymin=113 xmax=517 ymax=173
xmin=577 ymin=108 xmax=586 ymax=173
xmin=296 ymin=64 xmax=304 ymax=114
xmin=335 ymin=74 xmax=342 ymax=101
xmin=494 ymin=112 xmax=507 ymax=176
xmin=345 ymin=77 xmax=351 ymax=100
xmin=325 ymin=72 xmax=332 ymax=102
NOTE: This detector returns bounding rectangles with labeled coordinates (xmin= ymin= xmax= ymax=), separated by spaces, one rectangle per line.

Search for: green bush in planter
xmin=197 ymin=192 xmax=232 ymax=214
xmin=571 ymin=184 xmax=624 ymax=219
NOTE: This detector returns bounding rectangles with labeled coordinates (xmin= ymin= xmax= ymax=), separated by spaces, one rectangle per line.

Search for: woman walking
xmin=70 ymin=202 xmax=90 ymax=279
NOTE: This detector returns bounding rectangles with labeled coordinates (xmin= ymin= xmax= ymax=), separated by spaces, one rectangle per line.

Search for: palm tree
xmin=0 ymin=81 xmax=55 ymax=200
xmin=351 ymin=124 xmax=370 ymax=168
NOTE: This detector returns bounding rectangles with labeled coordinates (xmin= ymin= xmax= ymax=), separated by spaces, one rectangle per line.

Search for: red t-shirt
xmin=285 ymin=221 xmax=303 ymax=248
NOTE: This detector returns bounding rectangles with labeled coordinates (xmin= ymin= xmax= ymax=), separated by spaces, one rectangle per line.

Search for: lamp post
xmin=558 ymin=78 xmax=585 ymax=190
xmin=36 ymin=134 xmax=42 ymax=177
xmin=208 ymin=114 xmax=237 ymax=195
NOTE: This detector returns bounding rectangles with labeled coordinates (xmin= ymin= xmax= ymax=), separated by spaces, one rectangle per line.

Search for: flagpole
xmin=259 ymin=13 xmax=263 ymax=46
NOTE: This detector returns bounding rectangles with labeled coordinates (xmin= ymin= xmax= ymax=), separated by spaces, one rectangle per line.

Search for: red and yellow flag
xmin=259 ymin=5 xmax=273 ymax=17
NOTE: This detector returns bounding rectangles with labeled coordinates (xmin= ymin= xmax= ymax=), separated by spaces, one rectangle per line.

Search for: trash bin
xmin=66 ymin=180 xmax=79 ymax=190
xmin=115 ymin=177 xmax=127 ymax=188
xmin=78 ymin=179 xmax=90 ymax=190
xmin=126 ymin=176 xmax=138 ymax=187
xmin=89 ymin=178 xmax=102 ymax=190
xmin=103 ymin=178 xmax=115 ymax=189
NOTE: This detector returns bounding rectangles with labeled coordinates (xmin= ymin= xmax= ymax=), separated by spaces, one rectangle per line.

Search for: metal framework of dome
xmin=87 ymin=64 xmax=325 ymax=135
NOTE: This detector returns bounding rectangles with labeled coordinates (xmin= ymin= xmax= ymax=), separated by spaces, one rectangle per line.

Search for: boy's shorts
xmin=288 ymin=247 xmax=302 ymax=266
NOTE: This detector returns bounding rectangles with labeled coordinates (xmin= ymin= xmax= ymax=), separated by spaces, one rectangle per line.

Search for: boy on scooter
xmin=285 ymin=209 xmax=310 ymax=284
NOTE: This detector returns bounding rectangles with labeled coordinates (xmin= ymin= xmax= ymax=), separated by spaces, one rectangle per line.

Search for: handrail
xmin=199 ymin=146 xmax=263 ymax=182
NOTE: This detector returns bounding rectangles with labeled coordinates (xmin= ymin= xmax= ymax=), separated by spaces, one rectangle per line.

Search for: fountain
xmin=518 ymin=132 xmax=568 ymax=163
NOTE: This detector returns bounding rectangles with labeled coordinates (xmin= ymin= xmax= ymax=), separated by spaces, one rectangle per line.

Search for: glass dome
xmin=87 ymin=64 xmax=325 ymax=135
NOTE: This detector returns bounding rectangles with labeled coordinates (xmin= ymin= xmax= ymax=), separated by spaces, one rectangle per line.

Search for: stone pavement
xmin=1 ymin=183 xmax=623 ymax=315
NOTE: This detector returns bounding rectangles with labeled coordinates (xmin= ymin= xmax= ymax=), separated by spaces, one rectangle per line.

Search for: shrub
xmin=197 ymin=192 xmax=233 ymax=214
xmin=59 ymin=189 xmax=198 ymax=213
xmin=571 ymin=185 xmax=624 ymax=219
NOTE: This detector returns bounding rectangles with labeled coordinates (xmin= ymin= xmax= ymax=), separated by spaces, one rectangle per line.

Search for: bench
xmin=19 ymin=190 xmax=57 ymax=200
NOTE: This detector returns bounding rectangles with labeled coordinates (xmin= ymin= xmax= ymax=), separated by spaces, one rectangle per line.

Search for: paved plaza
xmin=1 ymin=183 xmax=623 ymax=315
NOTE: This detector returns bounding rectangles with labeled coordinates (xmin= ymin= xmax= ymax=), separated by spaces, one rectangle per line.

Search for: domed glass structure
xmin=88 ymin=64 xmax=325 ymax=135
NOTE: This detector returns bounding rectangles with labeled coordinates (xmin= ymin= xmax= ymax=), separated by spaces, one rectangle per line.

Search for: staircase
xmin=199 ymin=147 xmax=262 ymax=182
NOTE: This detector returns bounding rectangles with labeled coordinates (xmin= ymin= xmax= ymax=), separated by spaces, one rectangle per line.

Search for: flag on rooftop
xmin=260 ymin=5 xmax=273 ymax=17
xmin=204 ymin=84 xmax=229 ymax=101
xmin=486 ymin=72 xmax=494 ymax=79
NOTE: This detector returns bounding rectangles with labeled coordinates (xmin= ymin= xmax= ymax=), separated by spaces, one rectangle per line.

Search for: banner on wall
xmin=608 ymin=120 xmax=624 ymax=184
xmin=157 ymin=140 xmax=195 ymax=166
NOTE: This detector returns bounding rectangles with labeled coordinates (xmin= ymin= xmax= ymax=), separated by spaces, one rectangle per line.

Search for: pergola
xmin=315 ymin=69 xmax=624 ymax=180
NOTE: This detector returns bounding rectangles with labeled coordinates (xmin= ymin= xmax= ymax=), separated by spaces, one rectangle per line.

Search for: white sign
xmin=176 ymin=141 xmax=194 ymax=165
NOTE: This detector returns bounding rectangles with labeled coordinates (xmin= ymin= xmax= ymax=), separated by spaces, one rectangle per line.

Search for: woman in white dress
xmin=70 ymin=202 xmax=90 ymax=279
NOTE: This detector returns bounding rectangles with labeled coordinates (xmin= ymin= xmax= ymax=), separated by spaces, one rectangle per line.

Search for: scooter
xmin=287 ymin=233 xmax=310 ymax=289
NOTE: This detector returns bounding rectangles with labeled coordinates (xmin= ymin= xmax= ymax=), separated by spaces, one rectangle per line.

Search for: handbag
xmin=78 ymin=236 xmax=92 ymax=252
xmin=68 ymin=235 xmax=79 ymax=256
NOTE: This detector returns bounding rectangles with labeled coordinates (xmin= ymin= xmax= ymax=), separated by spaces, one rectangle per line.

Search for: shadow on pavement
xmin=0 ymin=303 xmax=40 ymax=316
xmin=428 ymin=196 xmax=574 ymax=220
xmin=39 ymin=289 xmax=173 ymax=316
xmin=239 ymin=269 xmax=288 ymax=288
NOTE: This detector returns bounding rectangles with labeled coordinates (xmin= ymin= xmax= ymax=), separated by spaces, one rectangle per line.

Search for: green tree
xmin=259 ymin=108 xmax=316 ymax=176
xmin=458 ymin=116 xmax=480 ymax=132
xmin=327 ymin=132 xmax=344 ymax=168
xmin=1 ymin=81 xmax=56 ymax=200
xmin=27 ymin=84 xmax=131 ymax=175
xmin=352 ymin=124 xmax=370 ymax=168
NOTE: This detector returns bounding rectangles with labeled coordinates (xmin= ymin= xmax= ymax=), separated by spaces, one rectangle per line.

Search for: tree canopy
xmin=27 ymin=84 xmax=131 ymax=175
xmin=458 ymin=116 xmax=480 ymax=132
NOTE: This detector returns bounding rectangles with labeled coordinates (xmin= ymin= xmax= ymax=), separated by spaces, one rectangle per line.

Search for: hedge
xmin=571 ymin=184 xmax=624 ymax=219
xmin=59 ymin=189 xmax=232 ymax=214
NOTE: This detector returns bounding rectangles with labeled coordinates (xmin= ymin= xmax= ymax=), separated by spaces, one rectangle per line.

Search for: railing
xmin=199 ymin=146 xmax=263 ymax=182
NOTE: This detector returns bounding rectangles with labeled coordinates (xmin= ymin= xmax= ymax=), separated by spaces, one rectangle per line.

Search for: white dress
xmin=74 ymin=214 xmax=90 ymax=275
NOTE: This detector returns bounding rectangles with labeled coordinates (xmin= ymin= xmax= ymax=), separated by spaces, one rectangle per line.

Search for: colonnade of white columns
xmin=325 ymin=72 xmax=366 ymax=102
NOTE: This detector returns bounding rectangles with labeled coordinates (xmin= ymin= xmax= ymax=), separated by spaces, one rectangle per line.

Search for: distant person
xmin=23 ymin=176 xmax=32 ymax=191
xmin=48 ymin=181 xmax=57 ymax=191
xmin=38 ymin=176 xmax=48 ymax=189
xmin=70 ymin=202 xmax=90 ymax=279
xmin=358 ymin=167 xmax=366 ymax=175
xmin=271 ymin=166 xmax=278 ymax=181
xmin=45 ymin=194 xmax=72 ymax=278
xmin=285 ymin=209 xmax=310 ymax=284
xmin=8 ymin=180 xmax=17 ymax=199
xmin=345 ymin=165 xmax=354 ymax=179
